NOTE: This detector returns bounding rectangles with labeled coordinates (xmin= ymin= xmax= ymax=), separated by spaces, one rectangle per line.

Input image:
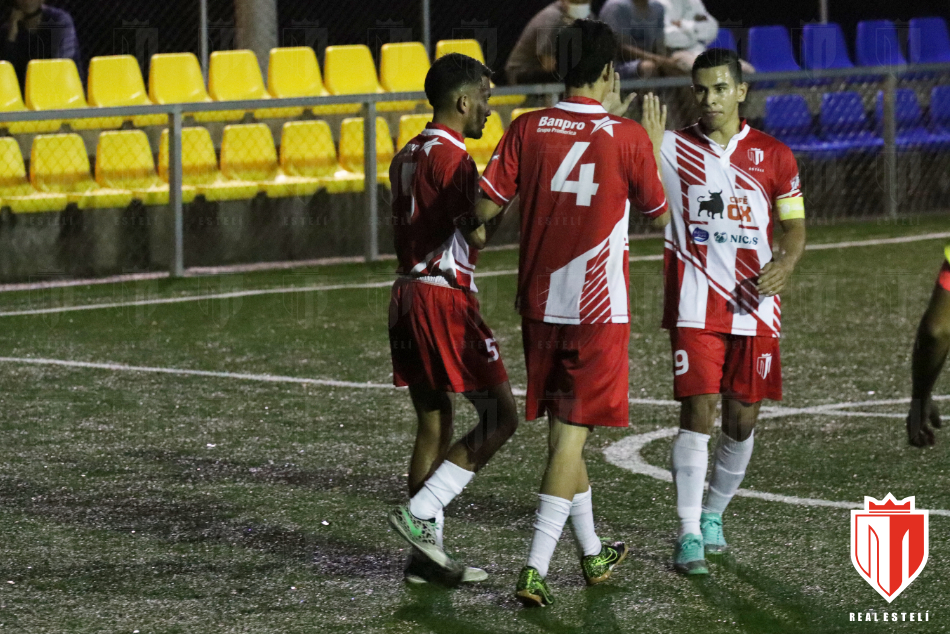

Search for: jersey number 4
xmin=551 ymin=142 xmax=599 ymax=206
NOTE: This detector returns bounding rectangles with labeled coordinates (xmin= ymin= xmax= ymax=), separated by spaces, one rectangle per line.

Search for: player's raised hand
xmin=603 ymin=71 xmax=636 ymax=117
xmin=907 ymin=398 xmax=937 ymax=447
xmin=756 ymin=259 xmax=793 ymax=296
xmin=641 ymin=92 xmax=667 ymax=153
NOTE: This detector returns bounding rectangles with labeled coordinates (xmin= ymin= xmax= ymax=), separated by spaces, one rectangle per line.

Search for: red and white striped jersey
xmin=390 ymin=123 xmax=480 ymax=291
xmin=660 ymin=121 xmax=805 ymax=337
xmin=480 ymin=97 xmax=667 ymax=324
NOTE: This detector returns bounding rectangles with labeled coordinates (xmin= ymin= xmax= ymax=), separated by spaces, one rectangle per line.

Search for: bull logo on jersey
xmin=748 ymin=148 xmax=764 ymax=165
xmin=851 ymin=495 xmax=928 ymax=603
xmin=697 ymin=191 xmax=725 ymax=219
xmin=756 ymin=353 xmax=772 ymax=379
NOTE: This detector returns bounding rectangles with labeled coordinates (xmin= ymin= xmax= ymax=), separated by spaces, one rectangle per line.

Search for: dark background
xmin=32 ymin=0 xmax=950 ymax=77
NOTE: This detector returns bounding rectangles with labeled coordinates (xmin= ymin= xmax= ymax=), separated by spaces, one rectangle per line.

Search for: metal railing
xmin=0 ymin=61 xmax=945 ymax=281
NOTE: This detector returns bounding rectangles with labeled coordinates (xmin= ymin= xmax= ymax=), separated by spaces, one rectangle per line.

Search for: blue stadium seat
xmin=874 ymin=88 xmax=950 ymax=150
xmin=908 ymin=17 xmax=950 ymax=64
xmin=930 ymin=85 xmax=950 ymax=133
xmin=801 ymin=23 xmax=854 ymax=70
xmin=856 ymin=20 xmax=907 ymax=67
xmin=819 ymin=91 xmax=884 ymax=157
xmin=706 ymin=28 xmax=736 ymax=52
xmin=763 ymin=95 xmax=825 ymax=155
xmin=748 ymin=26 xmax=801 ymax=74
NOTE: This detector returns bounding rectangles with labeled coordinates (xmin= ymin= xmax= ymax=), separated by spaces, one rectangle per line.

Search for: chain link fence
xmin=0 ymin=1 xmax=946 ymax=283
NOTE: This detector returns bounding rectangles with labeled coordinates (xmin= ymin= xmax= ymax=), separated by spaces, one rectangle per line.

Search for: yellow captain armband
xmin=944 ymin=243 xmax=950 ymax=265
xmin=776 ymin=196 xmax=805 ymax=221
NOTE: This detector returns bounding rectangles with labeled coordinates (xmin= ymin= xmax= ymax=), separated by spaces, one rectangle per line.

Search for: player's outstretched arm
xmin=459 ymin=196 xmax=505 ymax=250
xmin=757 ymin=218 xmax=805 ymax=297
xmin=907 ymin=285 xmax=950 ymax=447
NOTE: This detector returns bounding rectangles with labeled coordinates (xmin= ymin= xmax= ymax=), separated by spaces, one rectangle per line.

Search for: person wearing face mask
xmin=0 ymin=0 xmax=81 ymax=90
xmin=505 ymin=0 xmax=593 ymax=85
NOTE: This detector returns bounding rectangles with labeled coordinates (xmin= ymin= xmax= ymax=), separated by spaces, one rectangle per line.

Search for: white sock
xmin=526 ymin=494 xmax=573 ymax=578
xmin=671 ymin=429 xmax=710 ymax=538
xmin=703 ymin=430 xmax=754 ymax=515
xmin=408 ymin=461 xmax=475 ymax=521
xmin=434 ymin=509 xmax=445 ymax=548
xmin=569 ymin=487 xmax=601 ymax=557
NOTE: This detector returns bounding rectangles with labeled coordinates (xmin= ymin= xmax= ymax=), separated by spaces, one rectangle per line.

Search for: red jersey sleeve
xmin=441 ymin=152 xmax=481 ymax=221
xmin=479 ymin=119 xmax=523 ymax=205
xmin=772 ymin=143 xmax=805 ymax=221
xmin=625 ymin=125 xmax=667 ymax=219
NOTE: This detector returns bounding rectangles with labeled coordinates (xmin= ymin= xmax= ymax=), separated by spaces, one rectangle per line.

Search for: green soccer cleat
xmin=581 ymin=541 xmax=629 ymax=585
xmin=388 ymin=505 xmax=461 ymax=575
xmin=674 ymin=533 xmax=709 ymax=575
xmin=404 ymin=551 xmax=488 ymax=585
xmin=700 ymin=512 xmax=728 ymax=557
xmin=515 ymin=566 xmax=554 ymax=607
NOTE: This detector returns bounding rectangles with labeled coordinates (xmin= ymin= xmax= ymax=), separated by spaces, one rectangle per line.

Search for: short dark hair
xmin=692 ymin=48 xmax=743 ymax=84
xmin=556 ymin=19 xmax=617 ymax=88
xmin=424 ymin=53 xmax=492 ymax=111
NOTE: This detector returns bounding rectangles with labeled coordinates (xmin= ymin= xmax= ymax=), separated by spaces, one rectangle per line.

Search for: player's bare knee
xmin=679 ymin=394 xmax=719 ymax=435
xmin=922 ymin=313 xmax=950 ymax=343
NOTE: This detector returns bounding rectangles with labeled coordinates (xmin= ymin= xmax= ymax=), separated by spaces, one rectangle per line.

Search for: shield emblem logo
xmin=747 ymin=148 xmax=764 ymax=165
xmin=756 ymin=353 xmax=772 ymax=379
xmin=851 ymin=494 xmax=929 ymax=603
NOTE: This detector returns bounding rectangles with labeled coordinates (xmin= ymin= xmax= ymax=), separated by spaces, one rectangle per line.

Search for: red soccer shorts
xmin=938 ymin=261 xmax=950 ymax=293
xmin=670 ymin=328 xmax=782 ymax=403
xmin=522 ymin=318 xmax=630 ymax=427
xmin=389 ymin=278 xmax=508 ymax=393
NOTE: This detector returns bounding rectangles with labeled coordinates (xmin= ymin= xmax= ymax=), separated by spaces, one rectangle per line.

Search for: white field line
xmin=1 ymin=354 xmax=944 ymax=515
xmin=2 ymin=232 xmax=948 ymax=318
xmin=602 ymin=427 xmax=950 ymax=517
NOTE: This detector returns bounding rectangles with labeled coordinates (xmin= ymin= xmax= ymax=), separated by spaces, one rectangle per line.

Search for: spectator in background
xmin=599 ymin=0 xmax=683 ymax=78
xmin=657 ymin=0 xmax=753 ymax=73
xmin=505 ymin=0 xmax=594 ymax=85
xmin=1 ymin=0 xmax=81 ymax=90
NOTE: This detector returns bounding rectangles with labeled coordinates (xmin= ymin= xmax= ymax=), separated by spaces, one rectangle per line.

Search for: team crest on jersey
xmin=756 ymin=353 xmax=772 ymax=378
xmin=747 ymin=148 xmax=764 ymax=165
xmin=714 ymin=231 xmax=728 ymax=244
xmin=851 ymin=494 xmax=928 ymax=603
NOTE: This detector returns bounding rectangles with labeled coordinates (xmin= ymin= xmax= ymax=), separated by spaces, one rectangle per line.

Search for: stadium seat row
xmin=0 ymin=106 xmax=544 ymax=212
xmin=710 ymin=17 xmax=950 ymax=73
xmin=764 ymin=86 xmax=950 ymax=157
xmin=0 ymin=39 xmax=523 ymax=134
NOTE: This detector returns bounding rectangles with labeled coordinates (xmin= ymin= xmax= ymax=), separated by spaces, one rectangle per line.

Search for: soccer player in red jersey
xmin=386 ymin=53 xmax=520 ymax=585
xmin=469 ymin=19 xmax=670 ymax=606
xmin=906 ymin=244 xmax=950 ymax=447
xmin=655 ymin=48 xmax=807 ymax=574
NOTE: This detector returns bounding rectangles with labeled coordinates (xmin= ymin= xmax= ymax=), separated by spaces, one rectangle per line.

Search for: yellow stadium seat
xmin=148 ymin=53 xmax=240 ymax=122
xmin=511 ymin=107 xmax=542 ymax=121
xmin=324 ymin=45 xmax=413 ymax=113
xmin=0 ymin=60 xmax=58 ymax=133
xmin=31 ymin=134 xmax=133 ymax=209
xmin=267 ymin=47 xmax=359 ymax=117
xmin=220 ymin=123 xmax=321 ymax=198
xmin=96 ymin=130 xmax=194 ymax=205
xmin=465 ymin=111 xmax=504 ymax=172
xmin=158 ymin=127 xmax=259 ymax=201
xmin=87 ymin=55 xmax=166 ymax=127
xmin=396 ymin=114 xmax=431 ymax=151
xmin=434 ymin=39 xmax=525 ymax=107
xmin=209 ymin=50 xmax=286 ymax=120
xmin=279 ymin=120 xmax=363 ymax=194
xmin=339 ymin=117 xmax=394 ymax=186
xmin=379 ymin=42 xmax=428 ymax=109
xmin=0 ymin=137 xmax=67 ymax=212
xmin=25 ymin=59 xmax=121 ymax=130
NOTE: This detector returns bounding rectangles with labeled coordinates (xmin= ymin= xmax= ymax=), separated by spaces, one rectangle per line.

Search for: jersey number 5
xmin=551 ymin=142 xmax=599 ymax=206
